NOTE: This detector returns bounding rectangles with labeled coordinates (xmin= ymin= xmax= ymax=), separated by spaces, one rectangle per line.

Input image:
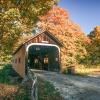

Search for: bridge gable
xmin=24 ymin=31 xmax=63 ymax=47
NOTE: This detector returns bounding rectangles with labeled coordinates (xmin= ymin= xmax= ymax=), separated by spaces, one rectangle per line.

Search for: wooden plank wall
xmin=12 ymin=46 xmax=26 ymax=77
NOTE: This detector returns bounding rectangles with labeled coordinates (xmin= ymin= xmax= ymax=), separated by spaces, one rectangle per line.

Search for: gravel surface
xmin=32 ymin=70 xmax=100 ymax=100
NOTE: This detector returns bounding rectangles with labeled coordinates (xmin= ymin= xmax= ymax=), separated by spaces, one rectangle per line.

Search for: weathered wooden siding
xmin=25 ymin=33 xmax=58 ymax=46
xmin=12 ymin=45 xmax=26 ymax=77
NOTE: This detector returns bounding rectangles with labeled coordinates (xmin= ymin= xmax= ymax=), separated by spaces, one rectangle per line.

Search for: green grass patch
xmin=0 ymin=64 xmax=13 ymax=84
xmin=38 ymin=78 xmax=63 ymax=100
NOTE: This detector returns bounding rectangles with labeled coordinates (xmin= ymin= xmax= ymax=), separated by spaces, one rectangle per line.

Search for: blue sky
xmin=59 ymin=0 xmax=100 ymax=34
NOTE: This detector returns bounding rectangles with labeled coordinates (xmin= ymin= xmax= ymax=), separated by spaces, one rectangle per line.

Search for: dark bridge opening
xmin=27 ymin=45 xmax=60 ymax=72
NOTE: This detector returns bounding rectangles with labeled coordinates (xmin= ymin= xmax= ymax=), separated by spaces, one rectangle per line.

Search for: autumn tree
xmin=86 ymin=26 xmax=100 ymax=65
xmin=37 ymin=6 xmax=89 ymax=70
xmin=0 ymin=0 xmax=59 ymax=62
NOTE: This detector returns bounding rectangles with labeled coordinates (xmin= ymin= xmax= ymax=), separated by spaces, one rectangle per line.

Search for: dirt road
xmin=32 ymin=70 xmax=100 ymax=100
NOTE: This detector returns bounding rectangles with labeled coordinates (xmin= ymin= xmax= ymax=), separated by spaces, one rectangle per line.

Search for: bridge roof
xmin=13 ymin=30 xmax=63 ymax=55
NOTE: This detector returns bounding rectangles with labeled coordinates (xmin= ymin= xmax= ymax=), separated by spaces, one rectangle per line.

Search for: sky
xmin=59 ymin=0 xmax=100 ymax=34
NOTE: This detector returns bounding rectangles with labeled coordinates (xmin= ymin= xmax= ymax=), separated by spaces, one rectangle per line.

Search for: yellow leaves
xmin=89 ymin=26 xmax=100 ymax=40
xmin=95 ymin=26 xmax=100 ymax=39
xmin=95 ymin=26 xmax=100 ymax=32
xmin=13 ymin=34 xmax=32 ymax=51
xmin=0 ymin=0 xmax=59 ymax=59
xmin=3 ymin=8 xmax=20 ymax=20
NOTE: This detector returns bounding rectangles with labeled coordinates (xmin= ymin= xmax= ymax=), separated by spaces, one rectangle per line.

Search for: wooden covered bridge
xmin=12 ymin=31 xmax=63 ymax=77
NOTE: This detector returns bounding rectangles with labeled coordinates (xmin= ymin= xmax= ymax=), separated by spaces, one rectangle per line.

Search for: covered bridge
xmin=12 ymin=31 xmax=64 ymax=77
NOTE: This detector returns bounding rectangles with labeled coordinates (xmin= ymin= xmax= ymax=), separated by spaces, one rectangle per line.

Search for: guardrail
xmin=22 ymin=68 xmax=38 ymax=100
xmin=28 ymin=69 xmax=38 ymax=100
xmin=31 ymin=74 xmax=38 ymax=100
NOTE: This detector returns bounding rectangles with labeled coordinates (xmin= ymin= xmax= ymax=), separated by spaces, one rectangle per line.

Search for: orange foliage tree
xmin=37 ymin=6 xmax=89 ymax=70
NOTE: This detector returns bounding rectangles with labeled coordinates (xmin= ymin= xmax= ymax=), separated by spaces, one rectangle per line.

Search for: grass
xmin=38 ymin=78 xmax=63 ymax=100
xmin=75 ymin=65 xmax=100 ymax=76
xmin=0 ymin=64 xmax=63 ymax=100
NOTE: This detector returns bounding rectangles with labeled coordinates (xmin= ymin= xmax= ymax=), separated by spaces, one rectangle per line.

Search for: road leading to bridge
xmin=31 ymin=69 xmax=100 ymax=100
